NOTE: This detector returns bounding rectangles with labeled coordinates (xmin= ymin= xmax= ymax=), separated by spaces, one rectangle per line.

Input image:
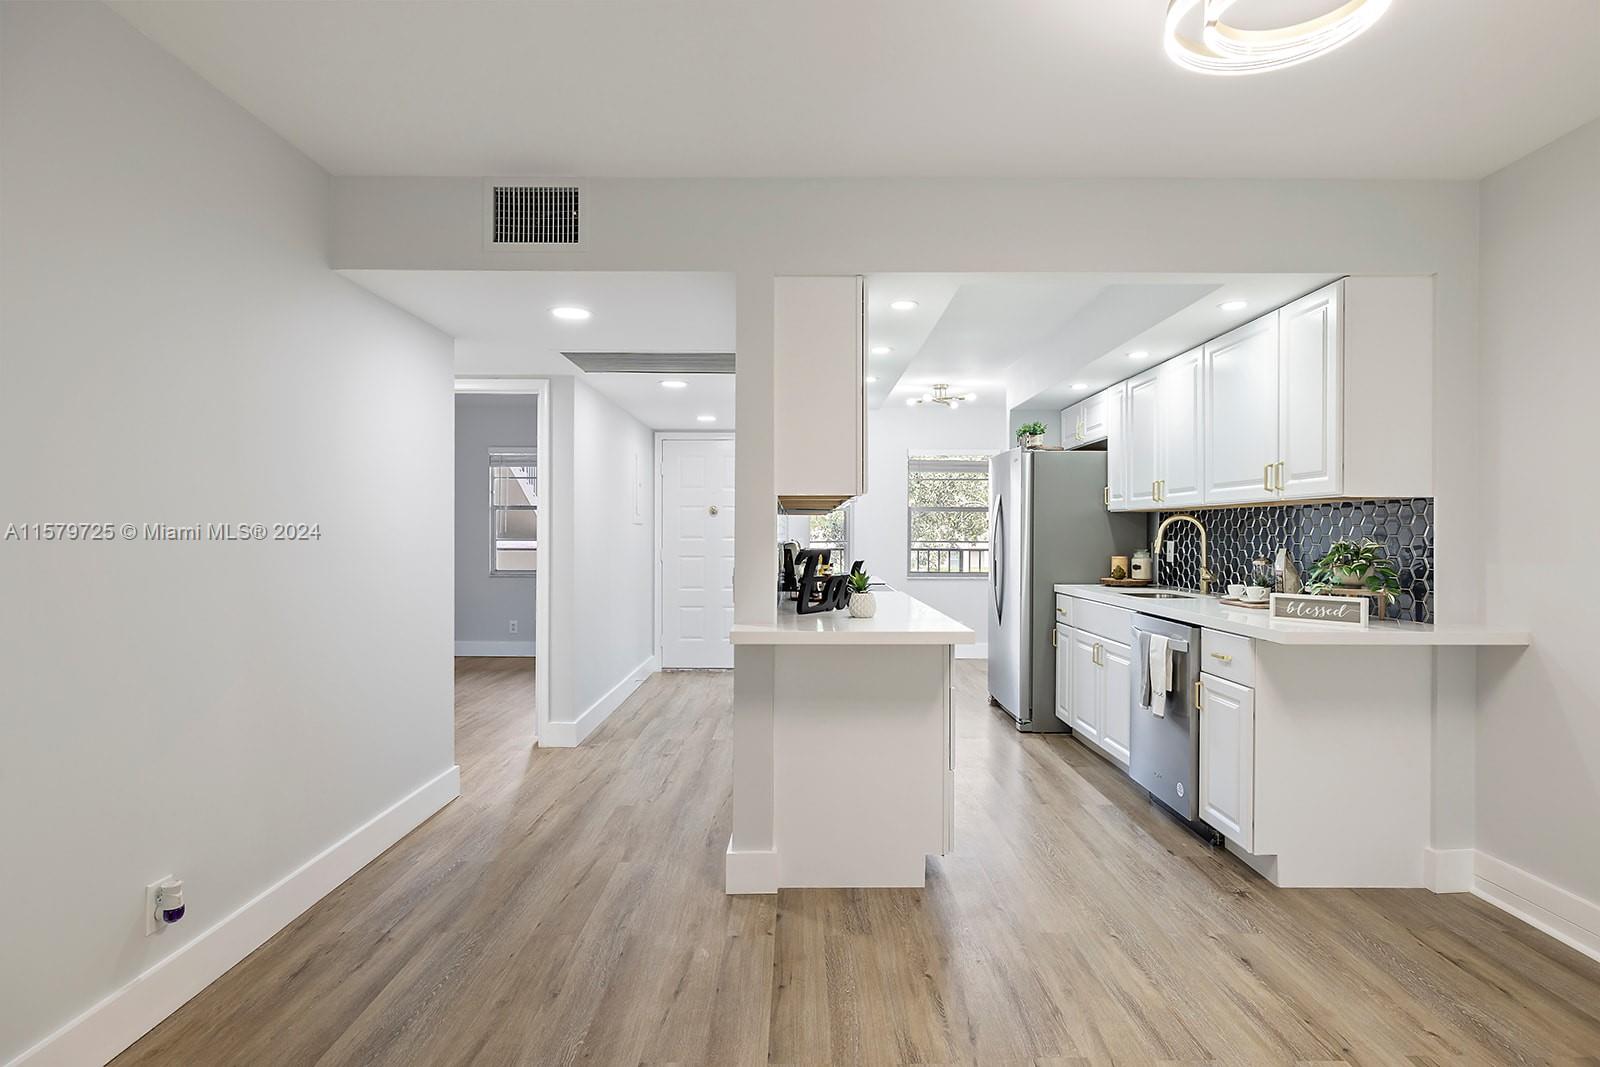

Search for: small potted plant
xmin=1016 ymin=421 xmax=1048 ymax=449
xmin=1306 ymin=538 xmax=1400 ymax=604
xmin=846 ymin=571 xmax=877 ymax=618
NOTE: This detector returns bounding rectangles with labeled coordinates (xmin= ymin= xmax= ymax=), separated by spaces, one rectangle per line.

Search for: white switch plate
xmin=145 ymin=876 xmax=173 ymax=936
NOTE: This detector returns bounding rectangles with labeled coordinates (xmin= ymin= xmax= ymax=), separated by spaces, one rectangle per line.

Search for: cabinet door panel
xmin=1069 ymin=633 xmax=1100 ymax=743
xmin=1199 ymin=673 xmax=1255 ymax=851
xmin=1157 ymin=349 xmax=1206 ymax=507
xmin=1054 ymin=625 xmax=1073 ymax=725
xmin=1102 ymin=383 xmax=1129 ymax=510
xmin=1204 ymin=315 xmax=1280 ymax=505
xmin=1125 ymin=371 xmax=1161 ymax=510
xmin=1279 ymin=283 xmax=1342 ymax=499
xmin=775 ymin=276 xmax=865 ymax=498
xmin=1081 ymin=390 xmax=1111 ymax=441
xmin=1098 ymin=638 xmax=1133 ymax=768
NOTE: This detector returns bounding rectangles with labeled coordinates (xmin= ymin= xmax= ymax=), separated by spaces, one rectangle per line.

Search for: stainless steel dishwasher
xmin=1129 ymin=613 xmax=1220 ymax=843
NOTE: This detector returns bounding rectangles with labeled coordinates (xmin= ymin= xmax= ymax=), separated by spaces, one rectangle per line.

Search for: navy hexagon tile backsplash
xmin=1148 ymin=498 xmax=1435 ymax=622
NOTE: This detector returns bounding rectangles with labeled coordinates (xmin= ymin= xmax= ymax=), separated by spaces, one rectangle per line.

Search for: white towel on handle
xmin=1147 ymin=633 xmax=1171 ymax=717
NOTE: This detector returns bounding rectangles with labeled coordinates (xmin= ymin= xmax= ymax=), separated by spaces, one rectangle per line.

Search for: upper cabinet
xmin=1062 ymin=387 xmax=1114 ymax=447
xmin=1122 ymin=350 xmax=1203 ymax=509
xmin=1203 ymin=313 xmax=1282 ymax=505
xmin=774 ymin=276 xmax=866 ymax=512
xmin=1101 ymin=382 xmax=1128 ymax=509
xmin=1106 ymin=276 xmax=1431 ymax=511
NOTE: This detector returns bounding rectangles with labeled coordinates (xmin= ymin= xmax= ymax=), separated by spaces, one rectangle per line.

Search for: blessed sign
xmin=1269 ymin=593 xmax=1369 ymax=628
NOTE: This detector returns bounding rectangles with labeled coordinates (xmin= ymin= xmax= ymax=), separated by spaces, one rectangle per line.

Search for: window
xmin=807 ymin=504 xmax=850 ymax=561
xmin=490 ymin=450 xmax=538 ymax=575
xmin=908 ymin=453 xmax=990 ymax=576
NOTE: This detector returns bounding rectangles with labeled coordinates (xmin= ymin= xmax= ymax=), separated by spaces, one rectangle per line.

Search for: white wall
xmin=455 ymin=395 xmax=538 ymax=653
xmin=853 ymin=403 xmax=1007 ymax=651
xmin=1476 ymin=119 xmax=1600 ymax=924
xmin=0 ymin=5 xmax=457 ymax=1063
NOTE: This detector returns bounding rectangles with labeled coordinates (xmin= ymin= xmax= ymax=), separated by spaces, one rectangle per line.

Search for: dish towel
xmin=1147 ymin=633 xmax=1171 ymax=717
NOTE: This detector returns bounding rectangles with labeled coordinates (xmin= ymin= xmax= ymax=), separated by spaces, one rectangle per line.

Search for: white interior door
xmin=660 ymin=437 xmax=736 ymax=669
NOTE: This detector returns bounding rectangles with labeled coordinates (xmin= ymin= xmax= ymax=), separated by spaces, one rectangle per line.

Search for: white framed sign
xmin=1269 ymin=593 xmax=1369 ymax=628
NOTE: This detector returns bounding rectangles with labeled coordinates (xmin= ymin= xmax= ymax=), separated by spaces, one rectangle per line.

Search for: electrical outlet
xmin=1164 ymin=540 xmax=1175 ymax=561
xmin=145 ymin=877 xmax=172 ymax=936
xmin=509 ymin=620 xmax=518 ymax=635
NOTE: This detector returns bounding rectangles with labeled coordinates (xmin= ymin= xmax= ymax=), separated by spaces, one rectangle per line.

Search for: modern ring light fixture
xmin=1164 ymin=0 xmax=1392 ymax=75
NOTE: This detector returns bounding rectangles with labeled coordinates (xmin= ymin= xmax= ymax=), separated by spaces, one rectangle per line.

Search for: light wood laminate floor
xmin=118 ymin=658 xmax=1600 ymax=1065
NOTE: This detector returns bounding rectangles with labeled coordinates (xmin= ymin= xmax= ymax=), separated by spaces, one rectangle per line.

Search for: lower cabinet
xmin=1198 ymin=671 xmax=1255 ymax=851
xmin=1062 ymin=628 xmax=1131 ymax=769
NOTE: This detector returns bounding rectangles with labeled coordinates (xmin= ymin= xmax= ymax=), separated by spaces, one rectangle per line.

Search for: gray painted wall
xmin=456 ymin=394 xmax=538 ymax=651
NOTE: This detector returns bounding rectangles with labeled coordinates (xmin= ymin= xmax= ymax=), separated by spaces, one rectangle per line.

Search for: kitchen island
xmin=724 ymin=590 xmax=974 ymax=893
xmin=1054 ymin=583 xmax=1530 ymax=891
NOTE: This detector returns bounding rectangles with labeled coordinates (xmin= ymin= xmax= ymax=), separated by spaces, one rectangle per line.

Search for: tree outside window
xmin=908 ymin=454 xmax=990 ymax=576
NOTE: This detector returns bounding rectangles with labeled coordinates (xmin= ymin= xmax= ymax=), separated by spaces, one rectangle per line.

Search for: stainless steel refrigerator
xmin=987 ymin=448 xmax=1146 ymax=732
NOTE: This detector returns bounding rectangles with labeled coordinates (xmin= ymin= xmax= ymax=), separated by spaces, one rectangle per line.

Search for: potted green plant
xmin=846 ymin=570 xmax=877 ymax=618
xmin=1016 ymin=421 xmax=1048 ymax=449
xmin=1306 ymin=538 xmax=1401 ymax=604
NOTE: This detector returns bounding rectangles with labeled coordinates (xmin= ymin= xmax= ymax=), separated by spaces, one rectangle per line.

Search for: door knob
xmin=708 ymin=505 xmax=719 ymax=515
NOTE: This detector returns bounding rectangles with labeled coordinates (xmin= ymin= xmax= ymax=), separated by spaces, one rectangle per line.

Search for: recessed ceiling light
xmin=696 ymin=414 xmax=716 ymax=423
xmin=865 ymin=376 xmax=878 ymax=384
xmin=889 ymin=300 xmax=918 ymax=312
xmin=1218 ymin=300 xmax=1248 ymax=312
xmin=660 ymin=379 xmax=688 ymax=389
xmin=1128 ymin=350 xmax=1150 ymax=361
xmin=550 ymin=306 xmax=591 ymax=321
xmin=1071 ymin=382 xmax=1090 ymax=391
xmin=870 ymin=345 xmax=892 ymax=356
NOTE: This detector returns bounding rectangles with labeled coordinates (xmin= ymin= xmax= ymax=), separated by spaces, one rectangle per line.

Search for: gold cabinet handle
xmin=1275 ymin=461 xmax=1285 ymax=491
xmin=1210 ymin=652 xmax=1232 ymax=663
xmin=1104 ymin=485 xmax=1110 ymax=506
xmin=1194 ymin=679 xmax=1203 ymax=707
xmin=1264 ymin=463 xmax=1273 ymax=492
xmin=1051 ymin=627 xmax=1058 ymax=647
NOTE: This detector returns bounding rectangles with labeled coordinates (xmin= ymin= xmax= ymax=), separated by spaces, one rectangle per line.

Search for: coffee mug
xmin=1227 ymin=583 xmax=1246 ymax=599
xmin=1243 ymin=585 xmax=1269 ymax=603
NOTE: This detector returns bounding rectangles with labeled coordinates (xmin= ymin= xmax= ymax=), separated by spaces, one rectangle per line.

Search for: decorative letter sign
xmin=1269 ymin=593 xmax=1369 ymax=628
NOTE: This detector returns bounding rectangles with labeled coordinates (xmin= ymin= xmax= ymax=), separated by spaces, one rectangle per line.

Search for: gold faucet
xmin=1152 ymin=514 xmax=1215 ymax=595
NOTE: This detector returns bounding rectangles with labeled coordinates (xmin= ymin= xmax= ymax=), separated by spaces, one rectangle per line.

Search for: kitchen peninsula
xmin=724 ymin=590 xmax=973 ymax=894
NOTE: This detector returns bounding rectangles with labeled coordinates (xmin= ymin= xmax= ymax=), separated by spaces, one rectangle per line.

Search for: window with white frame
xmin=806 ymin=504 xmax=850 ymax=561
xmin=489 ymin=450 xmax=538 ymax=575
xmin=908 ymin=453 xmax=990 ymax=576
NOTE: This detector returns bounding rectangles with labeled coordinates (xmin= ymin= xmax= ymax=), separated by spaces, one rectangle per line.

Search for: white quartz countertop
xmin=1054 ymin=584 xmax=1531 ymax=647
xmin=730 ymin=590 xmax=976 ymax=646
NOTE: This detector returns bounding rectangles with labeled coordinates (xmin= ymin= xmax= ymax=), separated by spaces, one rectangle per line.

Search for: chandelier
xmin=1164 ymin=0 xmax=1392 ymax=76
xmin=907 ymin=384 xmax=978 ymax=410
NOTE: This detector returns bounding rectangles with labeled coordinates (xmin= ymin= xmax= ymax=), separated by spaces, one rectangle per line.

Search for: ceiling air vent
xmin=485 ymin=181 xmax=584 ymax=249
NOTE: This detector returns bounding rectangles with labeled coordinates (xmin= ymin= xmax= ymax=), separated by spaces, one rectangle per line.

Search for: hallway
xmin=118 ymin=660 xmax=1600 ymax=1064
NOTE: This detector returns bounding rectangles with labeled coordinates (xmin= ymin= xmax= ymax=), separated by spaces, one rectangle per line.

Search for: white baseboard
xmin=725 ymin=838 xmax=779 ymax=895
xmin=542 ymin=655 xmax=656 ymax=748
xmin=8 ymin=766 xmax=461 ymax=1067
xmin=1423 ymin=847 xmax=1475 ymax=893
xmin=1474 ymin=850 xmax=1600 ymax=964
xmin=454 ymin=640 xmax=535 ymax=657
xmin=954 ymin=643 xmax=987 ymax=660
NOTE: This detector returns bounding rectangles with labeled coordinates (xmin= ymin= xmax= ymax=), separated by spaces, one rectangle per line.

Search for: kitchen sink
xmin=1119 ymin=590 xmax=1203 ymax=599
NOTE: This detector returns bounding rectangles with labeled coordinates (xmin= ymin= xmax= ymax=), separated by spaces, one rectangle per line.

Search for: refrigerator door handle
xmin=991 ymin=497 xmax=1005 ymax=624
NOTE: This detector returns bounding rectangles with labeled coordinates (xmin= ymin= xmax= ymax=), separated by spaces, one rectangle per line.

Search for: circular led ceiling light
xmin=1164 ymin=0 xmax=1391 ymax=76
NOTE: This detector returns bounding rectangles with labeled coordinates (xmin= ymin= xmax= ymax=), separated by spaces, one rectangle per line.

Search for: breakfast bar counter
xmin=725 ymin=592 xmax=974 ymax=894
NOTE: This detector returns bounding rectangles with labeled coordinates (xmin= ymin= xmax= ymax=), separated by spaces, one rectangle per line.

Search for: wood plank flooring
xmin=117 ymin=657 xmax=1600 ymax=1065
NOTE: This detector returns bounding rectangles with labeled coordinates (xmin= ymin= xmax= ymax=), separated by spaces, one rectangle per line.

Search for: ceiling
xmin=344 ymin=270 xmax=737 ymax=430
xmin=114 ymin=1 xmax=1598 ymax=181
xmin=865 ymin=272 xmax=1340 ymax=414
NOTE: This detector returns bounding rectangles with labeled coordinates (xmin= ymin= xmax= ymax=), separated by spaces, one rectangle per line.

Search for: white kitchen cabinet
xmin=1064 ymin=627 xmax=1130 ymax=770
xmin=1102 ymin=382 xmax=1129 ymax=509
xmin=1068 ymin=630 xmax=1100 ymax=746
xmin=1053 ymin=624 xmax=1073 ymax=726
xmin=1156 ymin=348 xmax=1205 ymax=507
xmin=1060 ymin=402 xmax=1081 ymax=447
xmin=1098 ymin=638 xmax=1133 ymax=767
xmin=774 ymin=275 xmax=866 ymax=511
xmin=1199 ymin=671 xmax=1254 ymax=852
xmin=1204 ymin=313 xmax=1281 ymax=505
xmin=1124 ymin=370 xmax=1161 ymax=509
xmin=1061 ymin=387 xmax=1112 ymax=448
xmin=1278 ymin=284 xmax=1342 ymax=500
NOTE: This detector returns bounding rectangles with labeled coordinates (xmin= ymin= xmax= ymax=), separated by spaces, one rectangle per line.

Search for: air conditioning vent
xmin=486 ymin=182 xmax=582 ymax=248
